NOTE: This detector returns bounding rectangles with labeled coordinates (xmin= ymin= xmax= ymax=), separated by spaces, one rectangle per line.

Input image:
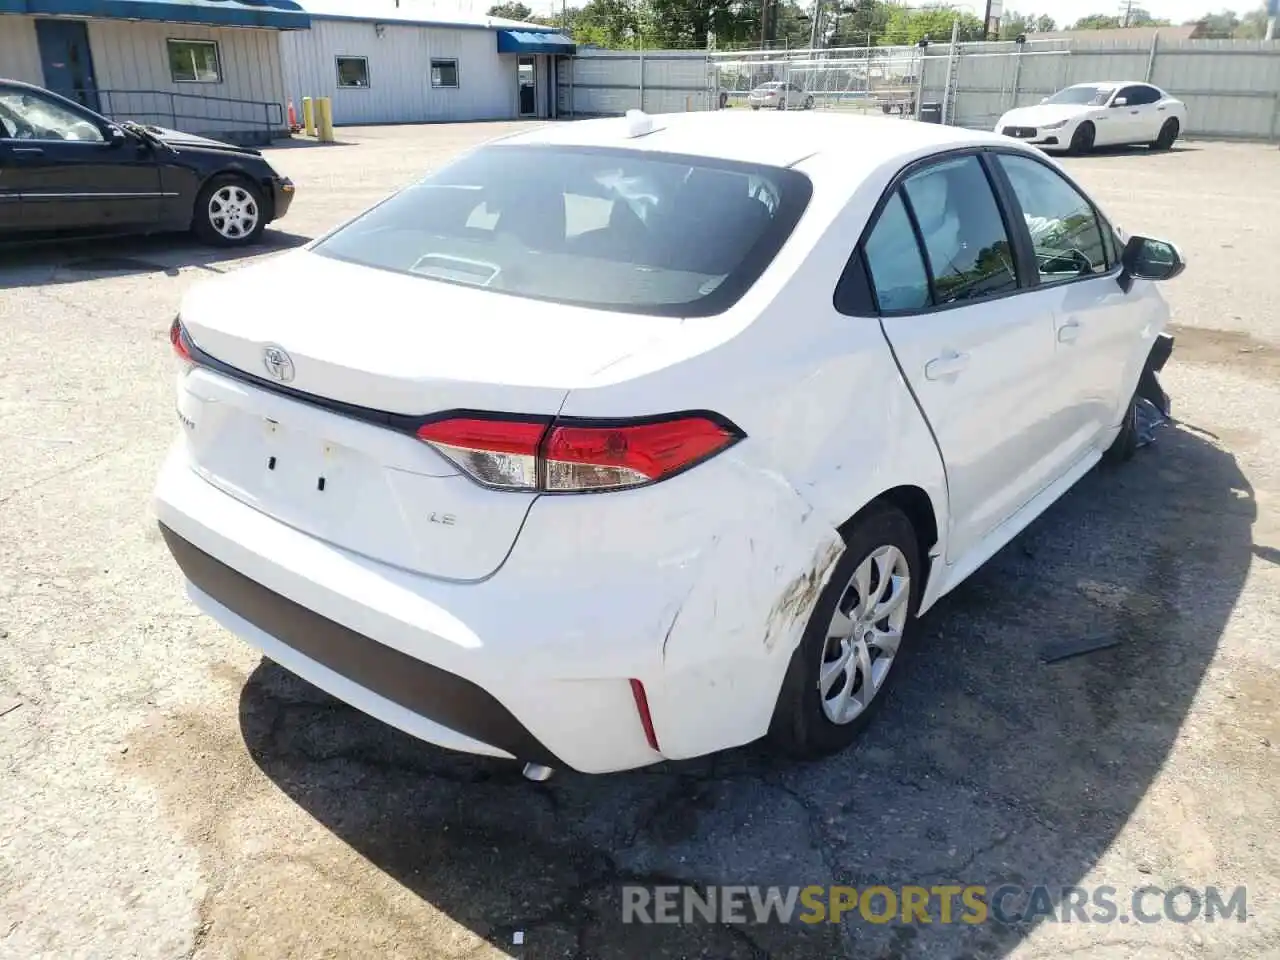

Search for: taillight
xmin=170 ymin=317 xmax=194 ymax=366
xmin=415 ymin=413 xmax=742 ymax=493
xmin=414 ymin=417 xmax=547 ymax=490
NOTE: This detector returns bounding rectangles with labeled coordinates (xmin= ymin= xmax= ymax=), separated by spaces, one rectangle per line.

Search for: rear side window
xmin=900 ymin=156 xmax=1019 ymax=304
xmin=313 ymin=144 xmax=812 ymax=317
xmin=863 ymin=192 xmax=930 ymax=312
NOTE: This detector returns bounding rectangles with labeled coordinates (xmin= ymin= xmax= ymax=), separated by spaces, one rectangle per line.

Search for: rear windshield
xmin=312 ymin=143 xmax=813 ymax=317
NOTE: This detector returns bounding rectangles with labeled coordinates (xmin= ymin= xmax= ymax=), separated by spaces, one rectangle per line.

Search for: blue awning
xmin=0 ymin=0 xmax=310 ymax=28
xmin=496 ymin=30 xmax=576 ymax=55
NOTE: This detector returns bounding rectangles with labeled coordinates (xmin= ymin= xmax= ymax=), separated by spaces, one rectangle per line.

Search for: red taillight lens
xmin=416 ymin=413 xmax=741 ymax=493
xmin=415 ymin=417 xmax=548 ymax=490
xmin=543 ymin=416 xmax=737 ymax=491
xmin=170 ymin=317 xmax=194 ymax=365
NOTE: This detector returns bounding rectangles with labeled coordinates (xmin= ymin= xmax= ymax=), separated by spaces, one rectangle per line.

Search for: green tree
xmin=1234 ymin=5 xmax=1269 ymax=36
xmin=568 ymin=0 xmax=642 ymax=47
xmin=487 ymin=1 xmax=534 ymax=20
xmin=1070 ymin=13 xmax=1122 ymax=27
xmin=999 ymin=10 xmax=1057 ymax=36
xmin=829 ymin=0 xmax=894 ymax=47
xmin=1070 ymin=7 xmax=1170 ymax=28
xmin=881 ymin=5 xmax=984 ymax=43
xmin=1186 ymin=9 xmax=1240 ymax=35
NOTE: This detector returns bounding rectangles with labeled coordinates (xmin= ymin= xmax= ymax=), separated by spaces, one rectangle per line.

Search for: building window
xmin=336 ymin=56 xmax=370 ymax=88
xmin=431 ymin=59 xmax=459 ymax=88
xmin=168 ymin=39 xmax=222 ymax=83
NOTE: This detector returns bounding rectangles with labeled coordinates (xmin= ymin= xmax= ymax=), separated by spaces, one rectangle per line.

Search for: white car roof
xmin=1066 ymin=80 xmax=1150 ymax=88
xmin=494 ymin=111 xmax=1013 ymax=170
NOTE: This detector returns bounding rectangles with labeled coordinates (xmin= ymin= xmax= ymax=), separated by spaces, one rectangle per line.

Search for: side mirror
xmin=1112 ymin=96 xmax=1128 ymax=107
xmin=1040 ymin=96 xmax=1049 ymax=104
xmin=1118 ymin=235 xmax=1185 ymax=291
xmin=107 ymin=125 xmax=127 ymax=146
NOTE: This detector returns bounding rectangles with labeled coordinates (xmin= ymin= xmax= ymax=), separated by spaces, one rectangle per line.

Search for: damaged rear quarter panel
xmin=650 ymin=464 xmax=845 ymax=760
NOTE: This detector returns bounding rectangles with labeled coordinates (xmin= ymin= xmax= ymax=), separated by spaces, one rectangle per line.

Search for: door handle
xmin=924 ymin=350 xmax=970 ymax=380
xmin=12 ymin=146 xmax=44 ymax=156
xmin=1130 ymin=110 xmax=1139 ymax=115
xmin=1057 ymin=320 xmax=1081 ymax=344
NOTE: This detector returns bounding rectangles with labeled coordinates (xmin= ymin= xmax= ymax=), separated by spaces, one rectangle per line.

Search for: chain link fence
xmin=708 ymin=45 xmax=927 ymax=118
xmin=561 ymin=37 xmax=1280 ymax=140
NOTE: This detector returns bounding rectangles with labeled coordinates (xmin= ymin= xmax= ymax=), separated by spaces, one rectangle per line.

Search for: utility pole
xmin=809 ymin=0 xmax=822 ymax=51
xmin=1119 ymin=0 xmax=1135 ymax=27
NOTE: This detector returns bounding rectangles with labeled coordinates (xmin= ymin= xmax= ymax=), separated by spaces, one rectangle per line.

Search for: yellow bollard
xmin=316 ymin=97 xmax=335 ymax=143
xmin=301 ymin=96 xmax=315 ymax=137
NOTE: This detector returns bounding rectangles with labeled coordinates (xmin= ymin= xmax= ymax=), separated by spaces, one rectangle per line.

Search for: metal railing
xmin=70 ymin=88 xmax=284 ymax=144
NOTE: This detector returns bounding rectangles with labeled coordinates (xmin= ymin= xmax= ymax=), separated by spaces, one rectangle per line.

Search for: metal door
xmin=36 ymin=19 xmax=101 ymax=113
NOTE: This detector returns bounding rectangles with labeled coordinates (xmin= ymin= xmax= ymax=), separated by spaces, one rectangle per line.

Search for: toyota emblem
xmin=262 ymin=345 xmax=295 ymax=383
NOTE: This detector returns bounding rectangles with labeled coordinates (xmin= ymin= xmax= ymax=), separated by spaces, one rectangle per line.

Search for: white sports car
xmin=995 ymin=81 xmax=1187 ymax=154
xmin=155 ymin=110 xmax=1185 ymax=777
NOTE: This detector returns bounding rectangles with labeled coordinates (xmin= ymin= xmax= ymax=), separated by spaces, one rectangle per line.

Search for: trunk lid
xmin=176 ymin=249 xmax=683 ymax=581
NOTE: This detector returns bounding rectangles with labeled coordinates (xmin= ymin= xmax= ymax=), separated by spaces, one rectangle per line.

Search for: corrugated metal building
xmin=280 ymin=0 xmax=576 ymax=125
xmin=0 ymin=0 xmax=309 ymax=141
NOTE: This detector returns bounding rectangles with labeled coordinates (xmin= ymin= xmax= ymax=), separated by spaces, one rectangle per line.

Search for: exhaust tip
xmin=522 ymin=762 xmax=555 ymax=782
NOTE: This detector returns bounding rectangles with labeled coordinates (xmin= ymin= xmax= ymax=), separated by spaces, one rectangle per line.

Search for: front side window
xmin=996 ymin=153 xmax=1108 ymax=283
xmin=312 ymin=144 xmax=812 ymax=316
xmin=900 ymin=155 xmax=1019 ymax=304
xmin=431 ymin=59 xmax=459 ymax=88
xmin=863 ymin=191 xmax=930 ymax=312
xmin=336 ymin=56 xmax=370 ymax=88
xmin=0 ymin=89 xmax=103 ymax=142
xmin=168 ymin=39 xmax=222 ymax=83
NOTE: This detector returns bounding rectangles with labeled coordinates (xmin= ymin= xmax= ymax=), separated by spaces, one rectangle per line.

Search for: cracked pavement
xmin=1 ymin=125 xmax=1278 ymax=960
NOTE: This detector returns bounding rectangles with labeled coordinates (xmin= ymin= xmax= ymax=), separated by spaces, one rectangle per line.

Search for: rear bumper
xmin=153 ymin=405 xmax=840 ymax=772
xmin=153 ymin=444 xmax=687 ymax=773
xmin=160 ymin=522 xmax=562 ymax=767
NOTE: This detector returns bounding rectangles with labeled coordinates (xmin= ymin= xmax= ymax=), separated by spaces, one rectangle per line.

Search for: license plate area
xmin=189 ymin=403 xmax=383 ymax=539
xmin=260 ymin=418 xmax=345 ymax=500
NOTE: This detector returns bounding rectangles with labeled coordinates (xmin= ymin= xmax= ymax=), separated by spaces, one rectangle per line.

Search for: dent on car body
xmin=661 ymin=463 xmax=845 ymax=669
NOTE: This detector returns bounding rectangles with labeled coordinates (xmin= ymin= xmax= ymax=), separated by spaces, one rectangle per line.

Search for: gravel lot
xmin=2 ymin=123 xmax=1278 ymax=960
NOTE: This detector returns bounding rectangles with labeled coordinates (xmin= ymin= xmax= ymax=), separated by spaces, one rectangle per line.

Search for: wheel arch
xmin=195 ymin=166 xmax=276 ymax=224
xmin=838 ymin=483 xmax=942 ymax=613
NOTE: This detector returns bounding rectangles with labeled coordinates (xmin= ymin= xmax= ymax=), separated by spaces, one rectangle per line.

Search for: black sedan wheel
xmin=1068 ymin=122 xmax=1096 ymax=155
xmin=193 ymin=174 xmax=266 ymax=247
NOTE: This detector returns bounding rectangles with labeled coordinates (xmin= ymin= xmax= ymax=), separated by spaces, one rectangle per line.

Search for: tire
xmin=1152 ymin=118 xmax=1179 ymax=151
xmin=751 ymin=105 xmax=760 ymax=111
xmin=768 ymin=503 xmax=922 ymax=759
xmin=804 ymin=95 xmax=815 ymax=110
xmin=777 ymin=99 xmax=787 ymax=111
xmin=1102 ymin=390 xmax=1140 ymax=466
xmin=719 ymin=91 xmax=728 ymax=110
xmin=192 ymin=174 xmax=267 ymax=247
xmin=1068 ymin=121 xmax=1095 ymax=155
xmin=881 ymin=104 xmax=892 ymax=114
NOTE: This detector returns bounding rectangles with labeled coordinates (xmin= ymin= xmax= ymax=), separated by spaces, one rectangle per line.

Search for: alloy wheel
xmin=208 ymin=185 xmax=260 ymax=241
xmin=818 ymin=544 xmax=911 ymax=725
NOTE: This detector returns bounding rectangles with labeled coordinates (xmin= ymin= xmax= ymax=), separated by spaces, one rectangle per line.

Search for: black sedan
xmin=0 ymin=79 xmax=293 ymax=247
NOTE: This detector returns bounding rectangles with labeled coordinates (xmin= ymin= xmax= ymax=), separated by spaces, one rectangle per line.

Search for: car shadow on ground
xmin=1075 ymin=143 xmax=1198 ymax=159
xmin=266 ymin=136 xmax=358 ymax=149
xmin=238 ymin=418 xmax=1250 ymax=959
xmin=0 ymin=229 xmax=310 ymax=288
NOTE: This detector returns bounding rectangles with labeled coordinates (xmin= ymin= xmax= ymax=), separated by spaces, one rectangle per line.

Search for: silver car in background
xmin=747 ymin=81 xmax=815 ymax=111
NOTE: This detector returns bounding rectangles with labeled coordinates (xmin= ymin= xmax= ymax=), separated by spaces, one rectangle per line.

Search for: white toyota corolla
xmin=996 ymin=81 xmax=1187 ymax=154
xmin=155 ymin=110 xmax=1185 ymax=777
